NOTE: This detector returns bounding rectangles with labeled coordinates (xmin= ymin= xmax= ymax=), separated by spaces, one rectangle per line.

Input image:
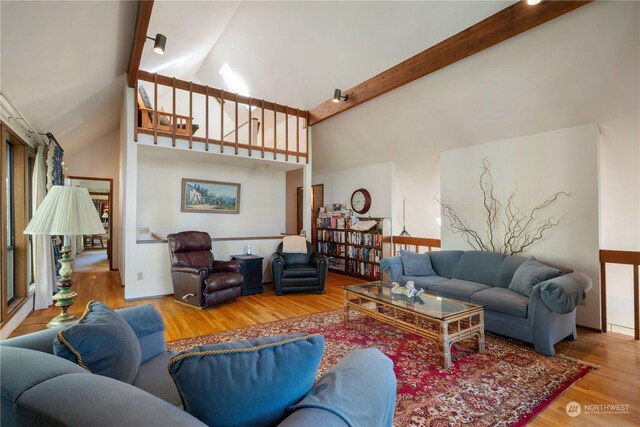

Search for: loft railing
xmin=391 ymin=236 xmax=441 ymax=255
xmin=599 ymin=249 xmax=640 ymax=339
xmin=135 ymin=71 xmax=309 ymax=163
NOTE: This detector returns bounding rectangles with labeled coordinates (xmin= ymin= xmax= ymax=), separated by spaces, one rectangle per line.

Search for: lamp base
xmin=47 ymin=312 xmax=77 ymax=328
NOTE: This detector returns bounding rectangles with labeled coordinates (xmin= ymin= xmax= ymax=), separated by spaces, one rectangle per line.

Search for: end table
xmin=231 ymin=255 xmax=264 ymax=295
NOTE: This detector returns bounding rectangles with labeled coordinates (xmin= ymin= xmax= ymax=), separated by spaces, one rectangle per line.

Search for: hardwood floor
xmin=10 ymin=271 xmax=640 ymax=425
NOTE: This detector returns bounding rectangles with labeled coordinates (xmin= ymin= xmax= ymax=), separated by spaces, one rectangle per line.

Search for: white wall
xmin=598 ymin=114 xmax=640 ymax=333
xmin=137 ymin=156 xmax=286 ymax=239
xmin=286 ymin=168 xmax=303 ymax=234
xmin=441 ymin=124 xmax=601 ymax=329
xmin=313 ymin=162 xmax=395 ymax=222
xmin=64 ymin=127 xmax=121 ymax=269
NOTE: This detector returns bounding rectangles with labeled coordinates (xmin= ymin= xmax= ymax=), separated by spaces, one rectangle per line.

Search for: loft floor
xmin=11 ymin=271 xmax=640 ymax=426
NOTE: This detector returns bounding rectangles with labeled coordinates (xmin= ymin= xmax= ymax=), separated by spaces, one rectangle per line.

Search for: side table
xmin=231 ymin=255 xmax=264 ymax=295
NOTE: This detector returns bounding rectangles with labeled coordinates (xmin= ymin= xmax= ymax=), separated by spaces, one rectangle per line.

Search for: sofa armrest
xmin=116 ymin=305 xmax=167 ymax=363
xmin=213 ymin=260 xmax=241 ymax=273
xmin=534 ymin=272 xmax=592 ymax=314
xmin=380 ymin=256 xmax=403 ymax=282
xmin=286 ymin=348 xmax=396 ymax=427
xmin=0 ymin=326 xmax=65 ymax=354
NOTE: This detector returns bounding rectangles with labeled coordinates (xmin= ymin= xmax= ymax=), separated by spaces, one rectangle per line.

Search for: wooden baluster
xmin=153 ymin=73 xmax=158 ymax=145
xmin=296 ymin=109 xmax=299 ymax=163
xmin=205 ymin=86 xmax=209 ymax=151
xmin=273 ymin=107 xmax=277 ymax=160
xmin=134 ymin=78 xmax=139 ymax=142
xmin=285 ymin=106 xmax=289 ymax=161
xmin=189 ymin=81 xmax=193 ymax=149
xmin=220 ymin=89 xmax=224 ymax=153
xmin=234 ymin=93 xmax=239 ymax=155
xmin=600 ymin=259 xmax=607 ymax=333
xmin=248 ymin=97 xmax=252 ymax=157
xmin=261 ymin=100 xmax=265 ymax=158
xmin=171 ymin=78 xmax=176 ymax=147
xmin=635 ymin=264 xmax=639 ymax=340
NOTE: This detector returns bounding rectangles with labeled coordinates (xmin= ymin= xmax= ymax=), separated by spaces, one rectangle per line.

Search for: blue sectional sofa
xmin=1 ymin=304 xmax=396 ymax=427
xmin=381 ymin=250 xmax=592 ymax=356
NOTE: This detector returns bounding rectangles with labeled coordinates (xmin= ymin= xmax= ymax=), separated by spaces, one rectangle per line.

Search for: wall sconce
xmin=332 ymin=89 xmax=349 ymax=103
xmin=147 ymin=33 xmax=167 ymax=55
xmin=254 ymin=163 xmax=270 ymax=174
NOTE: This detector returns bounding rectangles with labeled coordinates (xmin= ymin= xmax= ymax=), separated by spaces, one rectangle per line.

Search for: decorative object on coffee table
xmin=231 ymin=254 xmax=264 ymax=295
xmin=23 ymin=186 xmax=105 ymax=327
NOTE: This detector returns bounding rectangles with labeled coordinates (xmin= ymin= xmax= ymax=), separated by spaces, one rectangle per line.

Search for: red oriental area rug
xmin=167 ymin=309 xmax=591 ymax=426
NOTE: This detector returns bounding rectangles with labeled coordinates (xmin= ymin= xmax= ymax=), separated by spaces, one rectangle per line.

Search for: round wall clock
xmin=350 ymin=188 xmax=371 ymax=214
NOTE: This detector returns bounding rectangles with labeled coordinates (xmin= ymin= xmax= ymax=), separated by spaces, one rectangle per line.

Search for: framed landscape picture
xmin=181 ymin=178 xmax=241 ymax=214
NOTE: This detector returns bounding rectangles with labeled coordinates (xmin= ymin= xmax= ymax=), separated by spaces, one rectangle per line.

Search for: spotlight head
xmin=152 ymin=33 xmax=167 ymax=55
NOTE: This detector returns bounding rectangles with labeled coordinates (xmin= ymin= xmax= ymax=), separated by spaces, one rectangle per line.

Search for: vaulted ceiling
xmin=1 ymin=0 xmax=637 ymax=167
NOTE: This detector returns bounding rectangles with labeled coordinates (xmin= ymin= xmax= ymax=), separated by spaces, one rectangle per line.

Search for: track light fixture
xmin=333 ymin=89 xmax=349 ymax=103
xmin=147 ymin=33 xmax=167 ymax=55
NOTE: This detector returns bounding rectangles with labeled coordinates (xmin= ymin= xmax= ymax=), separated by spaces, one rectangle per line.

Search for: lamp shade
xmin=24 ymin=186 xmax=105 ymax=235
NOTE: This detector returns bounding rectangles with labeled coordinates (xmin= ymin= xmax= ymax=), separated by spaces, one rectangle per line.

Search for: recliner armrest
xmin=213 ymin=260 xmax=241 ymax=273
xmin=171 ymin=266 xmax=207 ymax=276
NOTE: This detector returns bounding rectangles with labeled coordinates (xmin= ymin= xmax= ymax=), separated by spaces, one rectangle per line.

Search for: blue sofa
xmin=381 ymin=250 xmax=592 ymax=356
xmin=1 ymin=305 xmax=396 ymax=426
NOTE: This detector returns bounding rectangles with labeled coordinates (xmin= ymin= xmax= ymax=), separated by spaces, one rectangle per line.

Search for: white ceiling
xmin=2 ymin=0 xmax=637 ymax=169
xmin=0 ymin=0 xmax=136 ymax=154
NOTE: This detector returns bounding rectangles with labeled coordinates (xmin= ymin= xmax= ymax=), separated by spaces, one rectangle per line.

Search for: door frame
xmin=67 ymin=175 xmax=114 ymax=271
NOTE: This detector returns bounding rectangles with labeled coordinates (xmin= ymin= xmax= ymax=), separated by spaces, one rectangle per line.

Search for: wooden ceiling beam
xmin=127 ymin=0 xmax=154 ymax=88
xmin=308 ymin=0 xmax=591 ymax=126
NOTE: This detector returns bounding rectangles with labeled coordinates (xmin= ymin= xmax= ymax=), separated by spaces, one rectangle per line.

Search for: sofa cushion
xmin=116 ymin=304 xmax=166 ymax=364
xmin=470 ymin=287 xmax=529 ymax=318
xmin=429 ymin=279 xmax=491 ymax=301
xmin=53 ymin=300 xmax=141 ymax=384
xmin=398 ymin=275 xmax=448 ymax=290
xmin=455 ymin=251 xmax=506 ymax=287
xmin=133 ymin=350 xmax=181 ymax=407
xmin=428 ymin=250 xmax=464 ymax=278
xmin=509 ymin=256 xmax=562 ymax=297
xmin=399 ymin=250 xmax=436 ymax=276
xmin=283 ymin=266 xmax=318 ymax=278
xmin=169 ymin=334 xmax=324 ymax=427
xmin=287 ymin=348 xmax=396 ymax=427
xmin=496 ymin=255 xmax=527 ymax=288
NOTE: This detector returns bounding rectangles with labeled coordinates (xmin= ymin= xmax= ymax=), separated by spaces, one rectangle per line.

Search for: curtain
xmin=33 ymin=143 xmax=56 ymax=310
xmin=45 ymin=138 xmax=64 ymax=273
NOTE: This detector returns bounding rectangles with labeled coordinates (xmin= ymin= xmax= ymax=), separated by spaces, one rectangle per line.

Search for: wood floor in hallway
xmin=10 ymin=270 xmax=640 ymax=426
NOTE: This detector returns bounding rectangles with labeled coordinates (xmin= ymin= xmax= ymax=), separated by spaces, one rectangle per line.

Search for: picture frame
xmin=181 ymin=178 xmax=241 ymax=214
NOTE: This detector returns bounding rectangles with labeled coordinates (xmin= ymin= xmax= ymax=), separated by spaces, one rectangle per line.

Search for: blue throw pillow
xmin=53 ymin=300 xmax=141 ymax=384
xmin=399 ymin=250 xmax=436 ymax=276
xmin=508 ymin=256 xmax=562 ymax=297
xmin=168 ymin=334 xmax=324 ymax=427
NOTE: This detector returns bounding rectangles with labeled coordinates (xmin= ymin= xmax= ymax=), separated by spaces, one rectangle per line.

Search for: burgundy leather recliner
xmin=167 ymin=231 xmax=244 ymax=308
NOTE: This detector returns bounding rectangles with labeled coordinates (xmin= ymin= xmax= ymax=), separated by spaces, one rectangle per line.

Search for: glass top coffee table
xmin=343 ymin=281 xmax=485 ymax=369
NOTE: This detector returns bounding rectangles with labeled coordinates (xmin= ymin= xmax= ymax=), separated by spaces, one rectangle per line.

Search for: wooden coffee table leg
xmin=439 ymin=321 xmax=452 ymax=369
xmin=343 ymin=292 xmax=349 ymax=322
xmin=477 ymin=312 xmax=485 ymax=353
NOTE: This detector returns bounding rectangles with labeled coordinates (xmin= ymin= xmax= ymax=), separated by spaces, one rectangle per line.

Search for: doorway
xmin=297 ymin=184 xmax=324 ymax=247
xmin=68 ymin=176 xmax=113 ymax=271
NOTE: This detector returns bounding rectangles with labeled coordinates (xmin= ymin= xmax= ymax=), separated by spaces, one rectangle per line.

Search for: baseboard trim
xmin=124 ymin=293 xmax=172 ymax=302
xmin=577 ymin=324 xmax=602 ymax=333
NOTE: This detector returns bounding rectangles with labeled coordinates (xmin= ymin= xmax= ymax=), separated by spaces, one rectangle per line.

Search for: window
xmin=1 ymin=124 xmax=36 ymax=323
xmin=5 ymin=142 xmax=15 ymax=303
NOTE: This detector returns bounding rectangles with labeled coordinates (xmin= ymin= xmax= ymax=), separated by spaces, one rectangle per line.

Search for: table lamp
xmin=24 ymin=186 xmax=105 ymax=327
